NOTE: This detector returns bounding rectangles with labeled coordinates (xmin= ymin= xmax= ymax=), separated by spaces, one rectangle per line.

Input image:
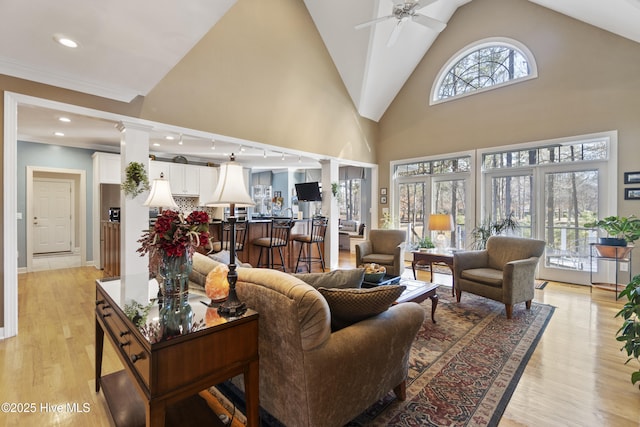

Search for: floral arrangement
xmin=137 ymin=210 xmax=211 ymax=272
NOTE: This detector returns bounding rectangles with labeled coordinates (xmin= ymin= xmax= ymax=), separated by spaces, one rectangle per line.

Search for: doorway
xmin=33 ymin=178 xmax=73 ymax=254
xmin=25 ymin=166 xmax=87 ymax=273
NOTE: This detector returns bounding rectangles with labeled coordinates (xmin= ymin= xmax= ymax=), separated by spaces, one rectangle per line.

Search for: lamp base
xmin=217 ymin=299 xmax=247 ymax=317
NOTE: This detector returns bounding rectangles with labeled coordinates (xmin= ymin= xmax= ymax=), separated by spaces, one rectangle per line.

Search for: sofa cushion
xmin=292 ymin=268 xmax=365 ymax=290
xmin=460 ymin=267 xmax=503 ymax=287
xmin=318 ymin=284 xmax=406 ymax=331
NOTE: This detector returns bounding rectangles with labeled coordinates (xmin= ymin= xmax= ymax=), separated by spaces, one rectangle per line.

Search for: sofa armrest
xmin=453 ymin=250 xmax=488 ymax=279
xmin=304 ymin=303 xmax=425 ymax=413
xmin=502 ymin=256 xmax=541 ymax=302
xmin=355 ymin=240 xmax=372 ymax=266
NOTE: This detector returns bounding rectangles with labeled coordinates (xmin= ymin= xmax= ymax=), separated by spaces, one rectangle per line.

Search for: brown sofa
xmin=188 ymin=252 xmax=425 ymax=427
xmin=453 ymin=235 xmax=546 ymax=318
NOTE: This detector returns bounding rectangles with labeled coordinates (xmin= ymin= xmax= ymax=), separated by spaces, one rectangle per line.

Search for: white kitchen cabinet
xmin=149 ymin=160 xmax=170 ymax=181
xmin=93 ymin=152 xmax=121 ymax=184
xmin=169 ymin=163 xmax=199 ymax=196
xmin=198 ymin=166 xmax=218 ymax=205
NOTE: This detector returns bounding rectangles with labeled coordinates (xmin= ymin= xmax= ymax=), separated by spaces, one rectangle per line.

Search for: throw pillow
xmin=208 ymin=250 xmax=251 ymax=268
xmin=292 ymin=268 xmax=365 ymax=290
xmin=318 ymin=284 xmax=406 ymax=331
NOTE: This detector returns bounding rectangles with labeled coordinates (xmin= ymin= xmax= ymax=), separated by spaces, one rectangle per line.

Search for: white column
xmin=117 ymin=121 xmax=152 ymax=279
xmin=321 ymin=160 xmax=340 ymax=269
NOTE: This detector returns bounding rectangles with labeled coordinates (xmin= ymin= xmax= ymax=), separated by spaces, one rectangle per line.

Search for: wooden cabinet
xmin=102 ymin=221 xmax=120 ymax=277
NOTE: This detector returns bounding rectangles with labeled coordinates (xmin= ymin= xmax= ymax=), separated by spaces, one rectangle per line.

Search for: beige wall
xmin=0 ymin=0 xmax=377 ymax=327
xmin=378 ymin=0 xmax=640 ymax=223
xmin=140 ymin=0 xmax=377 ymax=163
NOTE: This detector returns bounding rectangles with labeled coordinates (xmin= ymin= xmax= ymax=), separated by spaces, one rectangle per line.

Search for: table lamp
xmin=206 ymin=154 xmax=255 ymax=316
xmin=143 ymin=172 xmax=178 ymax=210
xmin=428 ymin=214 xmax=453 ymax=251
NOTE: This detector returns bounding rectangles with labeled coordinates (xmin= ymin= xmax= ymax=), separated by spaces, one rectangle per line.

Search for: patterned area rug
xmin=210 ymin=288 xmax=554 ymax=427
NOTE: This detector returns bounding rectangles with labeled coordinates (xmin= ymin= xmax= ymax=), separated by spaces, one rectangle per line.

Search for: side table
xmin=411 ymin=250 xmax=455 ymax=296
xmin=95 ymin=276 xmax=260 ymax=427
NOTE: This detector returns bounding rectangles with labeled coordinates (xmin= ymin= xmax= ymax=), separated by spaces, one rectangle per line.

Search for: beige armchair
xmin=453 ymin=236 xmax=546 ymax=319
xmin=355 ymin=229 xmax=407 ymax=276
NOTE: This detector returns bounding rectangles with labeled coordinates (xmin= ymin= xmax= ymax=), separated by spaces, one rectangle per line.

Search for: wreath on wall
xmin=121 ymin=161 xmax=150 ymax=198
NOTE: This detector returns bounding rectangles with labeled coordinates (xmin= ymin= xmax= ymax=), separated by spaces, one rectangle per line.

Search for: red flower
xmin=138 ymin=210 xmax=211 ymax=274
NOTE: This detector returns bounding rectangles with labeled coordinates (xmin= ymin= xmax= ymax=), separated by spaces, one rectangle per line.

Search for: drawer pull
xmin=119 ymin=331 xmax=130 ymax=338
xmin=102 ymin=313 xmax=112 ymax=318
xmin=131 ymin=353 xmax=144 ymax=363
xmin=95 ymin=299 xmax=105 ymax=306
xmin=119 ymin=341 xmax=130 ymax=349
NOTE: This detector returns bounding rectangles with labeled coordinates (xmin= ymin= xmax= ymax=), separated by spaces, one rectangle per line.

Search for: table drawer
xmin=127 ymin=334 xmax=151 ymax=388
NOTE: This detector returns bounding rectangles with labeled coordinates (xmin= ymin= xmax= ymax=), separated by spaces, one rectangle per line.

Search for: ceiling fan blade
xmin=387 ymin=19 xmax=407 ymax=47
xmin=414 ymin=0 xmax=439 ymax=10
xmin=355 ymin=15 xmax=394 ymax=30
xmin=412 ymin=13 xmax=447 ymax=32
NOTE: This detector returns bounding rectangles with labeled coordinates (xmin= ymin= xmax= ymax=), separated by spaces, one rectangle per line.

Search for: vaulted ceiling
xmin=2 ymin=0 xmax=640 ymax=155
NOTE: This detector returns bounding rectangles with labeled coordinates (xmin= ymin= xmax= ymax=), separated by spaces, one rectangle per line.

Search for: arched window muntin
xmin=430 ymin=37 xmax=538 ymax=105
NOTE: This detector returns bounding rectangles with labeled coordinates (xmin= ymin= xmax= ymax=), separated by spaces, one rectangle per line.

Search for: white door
xmin=33 ymin=179 xmax=72 ymax=254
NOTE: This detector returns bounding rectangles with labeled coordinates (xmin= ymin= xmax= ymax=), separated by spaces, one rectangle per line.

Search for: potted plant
xmin=470 ymin=212 xmax=519 ymax=250
xmin=585 ymin=215 xmax=640 ymax=258
xmin=121 ymin=161 xmax=150 ymax=197
xmin=616 ymin=274 xmax=640 ymax=389
xmin=585 ymin=215 xmax=640 ymax=247
xmin=417 ymin=236 xmax=435 ymax=251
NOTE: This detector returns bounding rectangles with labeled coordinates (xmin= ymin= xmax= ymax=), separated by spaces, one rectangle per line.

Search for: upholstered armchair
xmin=355 ymin=229 xmax=407 ymax=276
xmin=453 ymin=235 xmax=546 ymax=318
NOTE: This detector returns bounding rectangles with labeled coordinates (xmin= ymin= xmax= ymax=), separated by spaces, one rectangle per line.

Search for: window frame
xmin=430 ymin=37 xmax=538 ymax=106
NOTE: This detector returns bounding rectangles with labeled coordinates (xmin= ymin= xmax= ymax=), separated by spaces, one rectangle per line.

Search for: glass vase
xmin=158 ymin=251 xmax=194 ymax=339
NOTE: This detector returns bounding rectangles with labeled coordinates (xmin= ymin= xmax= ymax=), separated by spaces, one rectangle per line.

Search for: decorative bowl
xmin=364 ymin=271 xmax=386 ymax=283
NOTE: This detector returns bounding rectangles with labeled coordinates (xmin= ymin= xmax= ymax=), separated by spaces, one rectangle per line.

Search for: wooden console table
xmin=411 ymin=250 xmax=455 ymax=296
xmin=95 ymin=275 xmax=259 ymax=427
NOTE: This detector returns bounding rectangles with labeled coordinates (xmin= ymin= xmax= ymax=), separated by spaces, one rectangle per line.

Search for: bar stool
xmin=293 ymin=216 xmax=328 ymax=273
xmin=211 ymin=220 xmax=249 ymax=254
xmin=252 ymin=218 xmax=293 ymax=271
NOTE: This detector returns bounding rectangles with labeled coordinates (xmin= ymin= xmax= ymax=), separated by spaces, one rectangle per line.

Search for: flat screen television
xmin=295 ymin=182 xmax=322 ymax=201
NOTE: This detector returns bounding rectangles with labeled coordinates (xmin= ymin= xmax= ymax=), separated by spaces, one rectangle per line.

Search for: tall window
xmin=393 ymin=155 xmax=472 ymax=250
xmin=480 ymin=133 xmax=615 ymax=285
xmin=431 ymin=38 xmax=537 ymax=104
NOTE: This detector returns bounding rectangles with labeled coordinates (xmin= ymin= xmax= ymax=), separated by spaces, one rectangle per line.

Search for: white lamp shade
xmin=143 ymin=177 xmax=178 ymax=208
xmin=206 ymin=161 xmax=255 ymax=207
xmin=428 ymin=214 xmax=454 ymax=231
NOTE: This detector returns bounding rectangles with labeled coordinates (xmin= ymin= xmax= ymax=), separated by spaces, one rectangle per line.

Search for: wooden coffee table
xmin=396 ymin=280 xmax=439 ymax=323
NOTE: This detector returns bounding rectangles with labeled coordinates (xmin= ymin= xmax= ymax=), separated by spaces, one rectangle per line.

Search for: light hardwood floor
xmin=1 ymin=255 xmax=639 ymax=426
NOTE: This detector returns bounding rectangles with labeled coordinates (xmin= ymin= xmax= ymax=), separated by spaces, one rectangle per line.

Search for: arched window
xmin=431 ymin=37 xmax=537 ymax=104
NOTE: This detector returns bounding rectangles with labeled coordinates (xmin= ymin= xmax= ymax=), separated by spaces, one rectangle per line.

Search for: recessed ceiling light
xmin=53 ymin=35 xmax=79 ymax=48
xmin=58 ymin=117 xmax=71 ymax=123
xmin=165 ymin=136 xmax=175 ymax=140
xmin=153 ymin=142 xmax=161 ymax=147
xmin=54 ymin=131 xmax=65 ymax=137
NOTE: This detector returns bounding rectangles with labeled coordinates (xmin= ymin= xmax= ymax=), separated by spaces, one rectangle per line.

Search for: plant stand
xmin=589 ymin=243 xmax=633 ymax=299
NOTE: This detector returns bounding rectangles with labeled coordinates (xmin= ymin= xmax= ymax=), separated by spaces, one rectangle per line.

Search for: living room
xmin=2 ymin=0 xmax=640 ymax=425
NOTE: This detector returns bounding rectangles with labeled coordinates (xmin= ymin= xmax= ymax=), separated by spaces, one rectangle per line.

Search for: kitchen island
xmin=208 ymin=217 xmax=322 ymax=272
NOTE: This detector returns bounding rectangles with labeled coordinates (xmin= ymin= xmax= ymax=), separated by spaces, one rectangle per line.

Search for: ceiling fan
xmin=355 ymin=0 xmax=447 ymax=46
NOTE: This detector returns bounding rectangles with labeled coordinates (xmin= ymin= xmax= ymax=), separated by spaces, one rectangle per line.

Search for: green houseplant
xmin=616 ymin=274 xmax=640 ymax=389
xmin=585 ymin=215 xmax=640 ymax=247
xmin=121 ymin=161 xmax=150 ymax=198
xmin=470 ymin=213 xmax=519 ymax=250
